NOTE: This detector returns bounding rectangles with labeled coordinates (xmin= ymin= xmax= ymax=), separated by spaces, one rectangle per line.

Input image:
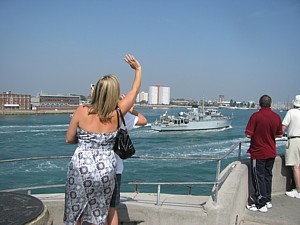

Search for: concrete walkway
xmin=117 ymin=192 xmax=209 ymax=225
xmin=33 ymin=156 xmax=300 ymax=225
xmin=35 ymin=191 xmax=300 ymax=225
xmin=36 ymin=192 xmax=209 ymax=225
xmin=241 ymin=193 xmax=300 ymax=225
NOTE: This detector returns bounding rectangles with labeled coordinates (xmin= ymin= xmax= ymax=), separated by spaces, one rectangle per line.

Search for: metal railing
xmin=127 ymin=142 xmax=242 ymax=204
xmin=0 ymin=138 xmax=286 ymax=204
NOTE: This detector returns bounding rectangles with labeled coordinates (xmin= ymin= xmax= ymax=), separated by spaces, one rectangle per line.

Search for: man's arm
xmin=281 ymin=125 xmax=287 ymax=137
xmin=129 ymin=108 xmax=147 ymax=126
xmin=282 ymin=125 xmax=287 ymax=133
xmin=245 ymin=114 xmax=255 ymax=139
xmin=123 ymin=107 xmax=147 ymax=130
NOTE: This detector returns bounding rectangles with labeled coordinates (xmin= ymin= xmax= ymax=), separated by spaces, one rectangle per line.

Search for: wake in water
xmin=0 ymin=110 xmax=288 ymax=195
xmin=0 ymin=124 xmax=69 ymax=134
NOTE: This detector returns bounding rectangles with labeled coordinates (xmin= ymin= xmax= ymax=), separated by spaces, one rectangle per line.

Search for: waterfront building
xmin=219 ymin=95 xmax=225 ymax=103
xmin=31 ymin=96 xmax=40 ymax=110
xmin=148 ymin=85 xmax=170 ymax=105
xmin=139 ymin=91 xmax=148 ymax=103
xmin=219 ymin=101 xmax=231 ymax=108
xmin=0 ymin=91 xmax=31 ymax=110
xmin=38 ymin=94 xmax=80 ymax=110
xmin=159 ymin=86 xmax=170 ymax=105
xmin=148 ymin=86 xmax=158 ymax=104
xmin=170 ymin=99 xmax=191 ymax=106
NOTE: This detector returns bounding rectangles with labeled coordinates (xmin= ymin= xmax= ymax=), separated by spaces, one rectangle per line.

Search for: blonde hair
xmin=89 ymin=75 xmax=120 ymax=121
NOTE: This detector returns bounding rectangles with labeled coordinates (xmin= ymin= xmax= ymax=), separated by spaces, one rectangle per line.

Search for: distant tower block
xmin=219 ymin=95 xmax=225 ymax=103
xmin=148 ymin=85 xmax=170 ymax=105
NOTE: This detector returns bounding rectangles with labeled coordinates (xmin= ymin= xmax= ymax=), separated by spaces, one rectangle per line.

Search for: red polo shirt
xmin=245 ymin=107 xmax=282 ymax=159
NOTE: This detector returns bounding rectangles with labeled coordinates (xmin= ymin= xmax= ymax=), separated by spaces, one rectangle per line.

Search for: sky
xmin=0 ymin=0 xmax=299 ymax=103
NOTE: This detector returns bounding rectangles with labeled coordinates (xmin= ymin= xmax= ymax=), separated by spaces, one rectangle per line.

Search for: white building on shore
xmin=148 ymin=85 xmax=170 ymax=105
xmin=137 ymin=91 xmax=148 ymax=103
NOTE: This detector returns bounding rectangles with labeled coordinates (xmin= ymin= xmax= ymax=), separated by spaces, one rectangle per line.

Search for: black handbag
xmin=113 ymin=107 xmax=136 ymax=159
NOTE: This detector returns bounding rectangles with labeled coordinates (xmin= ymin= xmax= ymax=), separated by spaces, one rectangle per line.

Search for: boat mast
xmin=202 ymin=97 xmax=205 ymax=114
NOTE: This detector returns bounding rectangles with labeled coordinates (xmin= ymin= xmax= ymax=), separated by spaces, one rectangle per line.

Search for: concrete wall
xmin=204 ymin=161 xmax=249 ymax=225
xmin=27 ymin=205 xmax=53 ymax=225
xmin=204 ymin=155 xmax=294 ymax=225
xmin=270 ymin=155 xmax=294 ymax=193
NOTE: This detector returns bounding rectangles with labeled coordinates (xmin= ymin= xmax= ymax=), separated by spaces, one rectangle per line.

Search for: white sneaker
xmin=258 ymin=206 xmax=268 ymax=213
xmin=247 ymin=204 xmax=258 ymax=212
xmin=286 ymin=189 xmax=300 ymax=199
xmin=266 ymin=202 xmax=272 ymax=209
xmin=246 ymin=204 xmax=268 ymax=213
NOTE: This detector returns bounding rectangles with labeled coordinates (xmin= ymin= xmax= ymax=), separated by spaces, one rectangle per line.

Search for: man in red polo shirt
xmin=245 ymin=95 xmax=283 ymax=213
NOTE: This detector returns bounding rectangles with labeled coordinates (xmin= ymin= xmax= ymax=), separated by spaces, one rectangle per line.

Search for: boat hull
xmin=151 ymin=119 xmax=232 ymax=131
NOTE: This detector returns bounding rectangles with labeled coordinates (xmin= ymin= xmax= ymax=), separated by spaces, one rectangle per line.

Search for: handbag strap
xmin=116 ymin=106 xmax=127 ymax=129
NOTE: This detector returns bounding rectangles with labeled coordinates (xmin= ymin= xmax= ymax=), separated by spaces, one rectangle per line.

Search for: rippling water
xmin=0 ymin=108 xmax=287 ymax=195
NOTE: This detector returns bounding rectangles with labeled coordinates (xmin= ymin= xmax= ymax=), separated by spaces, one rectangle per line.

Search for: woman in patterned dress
xmin=64 ymin=54 xmax=142 ymax=225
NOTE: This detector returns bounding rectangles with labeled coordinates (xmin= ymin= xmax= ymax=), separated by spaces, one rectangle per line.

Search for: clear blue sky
xmin=0 ymin=0 xmax=299 ymax=103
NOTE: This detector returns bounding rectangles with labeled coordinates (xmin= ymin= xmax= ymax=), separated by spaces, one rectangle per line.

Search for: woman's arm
xmin=118 ymin=54 xmax=142 ymax=115
xmin=66 ymin=107 xmax=81 ymax=144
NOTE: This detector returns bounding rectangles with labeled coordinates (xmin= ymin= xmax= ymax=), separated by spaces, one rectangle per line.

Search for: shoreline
xmin=0 ymin=105 xmax=187 ymax=115
xmin=0 ymin=109 xmax=75 ymax=115
xmin=0 ymin=104 xmax=258 ymax=115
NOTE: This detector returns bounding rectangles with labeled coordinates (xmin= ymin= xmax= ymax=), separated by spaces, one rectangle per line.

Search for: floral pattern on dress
xmin=64 ymin=128 xmax=117 ymax=225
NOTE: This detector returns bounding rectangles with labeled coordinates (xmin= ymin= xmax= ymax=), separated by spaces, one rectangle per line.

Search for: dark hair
xmin=259 ymin=95 xmax=272 ymax=108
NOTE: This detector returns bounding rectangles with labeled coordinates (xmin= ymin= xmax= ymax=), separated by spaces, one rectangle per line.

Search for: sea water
xmin=0 ymin=108 xmax=287 ymax=195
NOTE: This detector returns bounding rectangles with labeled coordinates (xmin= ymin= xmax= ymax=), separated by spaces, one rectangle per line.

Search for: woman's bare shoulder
xmin=74 ymin=105 xmax=90 ymax=117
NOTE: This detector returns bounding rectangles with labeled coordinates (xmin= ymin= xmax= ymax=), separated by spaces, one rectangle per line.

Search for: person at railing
xmin=107 ymin=102 xmax=147 ymax=225
xmin=245 ymin=95 xmax=283 ymax=213
xmin=64 ymin=54 xmax=142 ymax=225
xmin=282 ymin=95 xmax=300 ymax=199
xmin=89 ymin=87 xmax=147 ymax=225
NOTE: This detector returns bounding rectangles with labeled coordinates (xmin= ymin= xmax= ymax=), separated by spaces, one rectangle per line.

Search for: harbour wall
xmin=204 ymin=155 xmax=293 ymax=225
xmin=36 ymin=155 xmax=293 ymax=225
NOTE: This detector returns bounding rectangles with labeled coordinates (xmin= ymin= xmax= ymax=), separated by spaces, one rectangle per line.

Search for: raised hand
xmin=124 ymin=54 xmax=141 ymax=70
